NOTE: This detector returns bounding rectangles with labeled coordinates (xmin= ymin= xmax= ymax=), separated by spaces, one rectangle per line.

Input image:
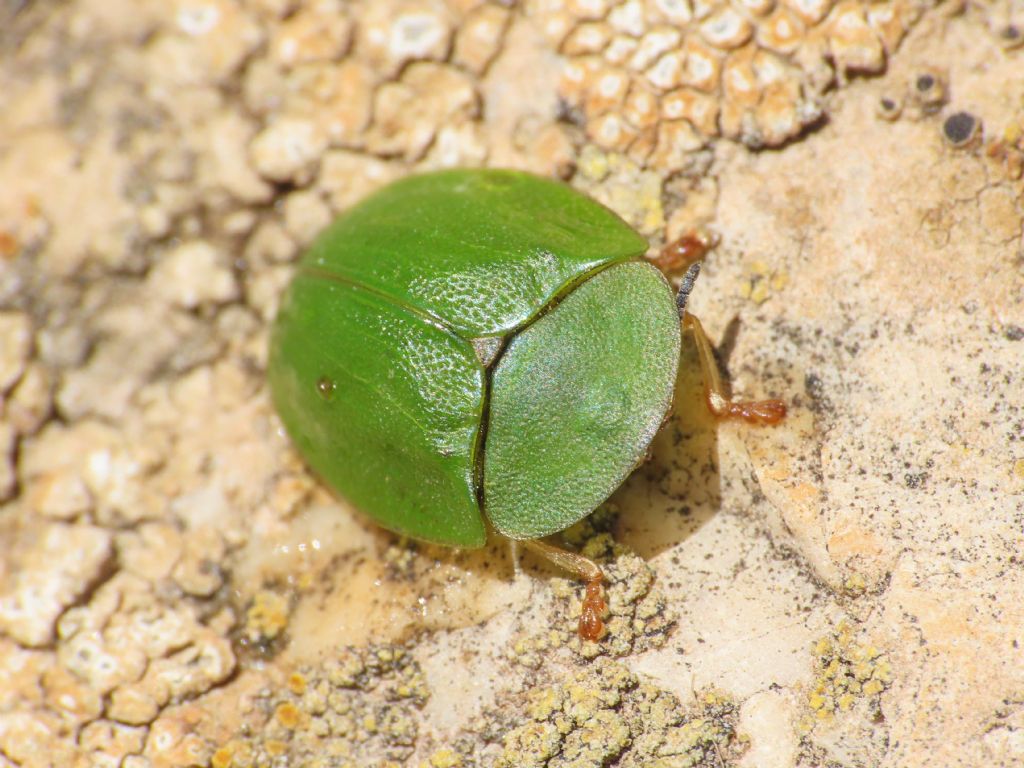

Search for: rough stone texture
xmin=0 ymin=523 xmax=113 ymax=647
xmin=1 ymin=0 xmax=1022 ymax=766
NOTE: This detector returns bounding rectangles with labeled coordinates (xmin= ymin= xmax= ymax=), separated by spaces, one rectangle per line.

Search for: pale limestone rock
xmin=358 ymin=0 xmax=455 ymax=77
xmin=269 ymin=0 xmax=352 ymax=67
xmin=107 ymin=683 xmax=162 ymax=726
xmin=197 ymin=113 xmax=273 ymax=205
xmin=738 ymin=691 xmax=800 ymax=768
xmin=221 ymin=209 xmax=258 ymax=236
xmin=281 ymin=189 xmax=331 ymax=247
xmin=148 ymin=241 xmax=238 ymax=309
xmin=0 ymin=312 xmax=31 ymax=393
xmin=316 ymin=150 xmax=401 ymax=212
xmin=29 ymin=473 xmax=93 ymax=521
xmin=171 ymin=527 xmax=225 ymax=597
xmin=453 ymin=2 xmax=511 ymax=73
xmin=244 ymin=220 xmax=298 ymax=265
xmin=55 ymin=570 xmax=234 ymax=720
xmin=116 ymin=523 xmax=183 ymax=582
xmin=0 ymin=523 xmax=113 ymax=647
xmin=78 ymin=720 xmax=148 ymax=766
xmin=249 ymin=117 xmax=328 ymax=184
xmin=42 ymin=666 xmax=104 ymax=725
xmin=241 ymin=57 xmax=288 ymax=116
xmin=20 ymin=422 xmax=147 ymax=522
xmin=0 ymin=423 xmax=14 ymax=502
xmin=365 ymin=62 xmax=479 ymax=160
xmin=422 ymin=121 xmax=489 ymax=168
xmin=243 ymin=263 xmax=293 ymax=322
xmin=284 ymin=60 xmax=376 ymax=148
xmin=167 ymin=0 xmax=264 ymax=84
xmin=3 ymin=364 xmax=53 ymax=434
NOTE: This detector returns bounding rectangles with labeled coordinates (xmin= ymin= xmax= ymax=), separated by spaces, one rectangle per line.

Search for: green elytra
xmin=268 ymin=169 xmax=681 ymax=548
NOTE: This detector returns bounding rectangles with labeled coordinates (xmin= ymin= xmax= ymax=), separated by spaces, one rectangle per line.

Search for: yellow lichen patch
xmin=843 ymin=571 xmax=868 ymax=595
xmin=210 ymin=744 xmax=234 ymax=768
xmin=264 ymin=739 xmax=288 ymax=756
xmin=487 ymin=659 xmax=742 ymax=768
xmin=508 ymin=627 xmax=570 ymax=669
xmin=423 ymin=747 xmax=462 ymax=767
xmin=800 ymin=619 xmax=893 ymax=732
xmin=571 ymin=149 xmax=667 ymax=236
xmin=275 ymin=701 xmax=303 ymax=729
xmin=242 ymin=589 xmax=291 ymax=646
xmin=740 ymin=259 xmax=790 ymax=304
xmin=287 ymin=672 xmax=307 ymax=696
xmin=218 ymin=643 xmax=429 ymax=765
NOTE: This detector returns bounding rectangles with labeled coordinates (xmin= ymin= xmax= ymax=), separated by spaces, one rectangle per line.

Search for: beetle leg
xmin=682 ymin=312 xmax=787 ymax=425
xmin=508 ymin=539 xmax=524 ymax=579
xmin=653 ymin=230 xmax=718 ymax=274
xmin=522 ymin=539 xmax=607 ymax=641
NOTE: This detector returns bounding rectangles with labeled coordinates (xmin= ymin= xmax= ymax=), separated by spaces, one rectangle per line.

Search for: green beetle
xmin=268 ymin=169 xmax=784 ymax=639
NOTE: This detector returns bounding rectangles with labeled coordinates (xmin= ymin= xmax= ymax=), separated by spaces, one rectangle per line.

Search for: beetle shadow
xmin=611 ymin=329 xmax=724 ymax=560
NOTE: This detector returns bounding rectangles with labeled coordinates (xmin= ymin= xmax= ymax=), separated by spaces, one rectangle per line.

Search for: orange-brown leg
xmin=682 ymin=312 xmax=787 ymax=425
xmin=522 ymin=539 xmax=607 ymax=641
xmin=653 ymin=231 xmax=718 ymax=274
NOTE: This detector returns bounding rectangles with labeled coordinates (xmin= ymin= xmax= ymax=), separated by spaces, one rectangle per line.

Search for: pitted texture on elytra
xmin=269 ymin=275 xmax=487 ymax=548
xmin=485 ymin=261 xmax=681 ymax=540
xmin=301 ymin=169 xmax=649 ymax=336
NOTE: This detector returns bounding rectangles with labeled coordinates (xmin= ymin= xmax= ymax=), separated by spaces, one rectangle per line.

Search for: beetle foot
xmin=578 ymin=574 xmax=607 ymax=641
xmin=713 ymin=395 xmax=787 ymax=425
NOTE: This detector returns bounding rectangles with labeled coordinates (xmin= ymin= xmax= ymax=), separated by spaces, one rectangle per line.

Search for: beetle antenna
xmin=676 ymin=261 xmax=702 ymax=318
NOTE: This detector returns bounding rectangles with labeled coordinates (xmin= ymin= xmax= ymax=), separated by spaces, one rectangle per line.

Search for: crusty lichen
xmin=239 ymin=588 xmax=292 ymax=654
xmin=801 ymin=618 xmax=893 ymax=728
xmin=460 ymin=659 xmax=744 ymax=768
xmin=573 ymin=146 xmax=670 ymax=235
xmin=526 ymin=0 xmax=937 ymax=154
xmin=211 ymin=644 xmax=429 ymax=767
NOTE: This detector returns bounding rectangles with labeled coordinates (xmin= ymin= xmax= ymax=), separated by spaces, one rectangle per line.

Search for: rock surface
xmin=1 ymin=0 xmax=1022 ymax=766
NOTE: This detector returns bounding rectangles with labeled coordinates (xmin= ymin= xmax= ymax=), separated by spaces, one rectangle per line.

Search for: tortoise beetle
xmin=268 ymin=169 xmax=784 ymax=640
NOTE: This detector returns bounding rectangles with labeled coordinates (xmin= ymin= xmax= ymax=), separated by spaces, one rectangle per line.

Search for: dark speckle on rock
xmin=943 ymin=111 xmax=979 ymax=146
xmin=999 ymin=24 xmax=1022 ymax=47
xmin=1004 ymin=325 xmax=1024 ymax=341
